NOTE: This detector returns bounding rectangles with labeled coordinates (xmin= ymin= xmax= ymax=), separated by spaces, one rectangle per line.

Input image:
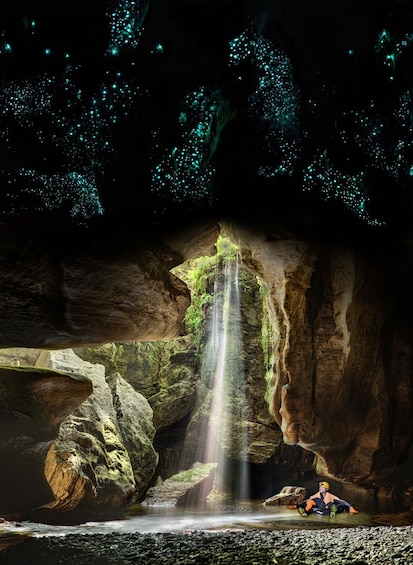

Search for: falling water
xmin=199 ymin=248 xmax=250 ymax=501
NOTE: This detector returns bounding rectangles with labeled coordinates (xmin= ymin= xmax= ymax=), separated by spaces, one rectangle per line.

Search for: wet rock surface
xmin=1 ymin=526 xmax=413 ymax=564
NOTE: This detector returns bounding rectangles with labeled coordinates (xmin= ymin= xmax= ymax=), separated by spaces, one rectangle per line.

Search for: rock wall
xmin=0 ymin=361 xmax=93 ymax=515
xmin=0 ymin=222 xmax=218 ymax=349
xmin=225 ymin=223 xmax=413 ymax=495
xmin=0 ymin=219 xmax=412 ymax=514
xmin=0 ymin=349 xmax=158 ymax=521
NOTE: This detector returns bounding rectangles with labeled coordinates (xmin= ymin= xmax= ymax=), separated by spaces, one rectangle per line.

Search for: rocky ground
xmin=0 ymin=525 xmax=413 ymax=564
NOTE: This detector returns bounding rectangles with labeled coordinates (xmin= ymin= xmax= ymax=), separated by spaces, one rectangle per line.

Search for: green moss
xmin=0 ymin=364 xmax=87 ymax=381
xmin=172 ymin=236 xmax=239 ymax=354
xmin=168 ymin=462 xmax=216 ymax=483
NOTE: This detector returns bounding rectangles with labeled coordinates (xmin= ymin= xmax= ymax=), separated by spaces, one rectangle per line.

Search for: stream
xmin=0 ymin=499 xmax=383 ymax=540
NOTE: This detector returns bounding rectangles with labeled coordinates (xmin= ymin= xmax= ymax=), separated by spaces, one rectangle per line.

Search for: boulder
xmin=106 ymin=372 xmax=159 ymax=501
xmin=38 ymin=350 xmax=135 ymax=517
xmin=142 ymin=463 xmax=217 ymax=507
xmin=264 ymin=486 xmax=307 ymax=506
xmin=0 ymin=363 xmax=92 ymax=515
xmin=149 ymin=381 xmax=197 ymax=431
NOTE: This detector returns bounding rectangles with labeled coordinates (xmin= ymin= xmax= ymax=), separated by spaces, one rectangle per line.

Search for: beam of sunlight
xmin=200 ymin=247 xmax=250 ymax=501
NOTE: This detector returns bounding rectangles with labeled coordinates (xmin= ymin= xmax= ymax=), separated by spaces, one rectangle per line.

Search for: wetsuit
xmin=297 ymin=490 xmax=354 ymax=516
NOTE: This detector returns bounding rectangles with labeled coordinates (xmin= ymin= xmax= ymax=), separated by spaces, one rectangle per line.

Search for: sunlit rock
xmin=107 ymin=371 xmax=159 ymax=501
xmin=264 ymin=486 xmax=307 ymax=506
xmin=39 ymin=350 xmax=135 ymax=517
xmin=0 ymin=363 xmax=93 ymax=515
xmin=0 ymin=225 xmax=201 ymax=349
xmin=142 ymin=462 xmax=217 ymax=507
xmin=0 ymin=347 xmax=161 ymax=518
xmin=0 ymin=348 xmax=42 ymax=367
xmin=76 ymin=336 xmax=201 ymax=482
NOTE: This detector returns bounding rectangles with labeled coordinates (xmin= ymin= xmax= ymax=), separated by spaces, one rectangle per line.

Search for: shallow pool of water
xmin=1 ymin=500 xmax=380 ymax=540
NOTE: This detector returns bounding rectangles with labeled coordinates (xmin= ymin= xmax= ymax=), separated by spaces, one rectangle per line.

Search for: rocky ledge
xmin=1 ymin=526 xmax=413 ymax=564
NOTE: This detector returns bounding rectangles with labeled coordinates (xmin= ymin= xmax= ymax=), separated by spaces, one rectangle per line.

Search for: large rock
xmin=0 ymin=363 xmax=93 ymax=515
xmin=0 ymin=348 xmax=163 ymax=519
xmin=264 ymin=486 xmax=307 ymax=506
xmin=38 ymin=350 xmax=135 ymax=518
xmin=142 ymin=463 xmax=217 ymax=507
xmin=149 ymin=381 xmax=197 ymax=431
xmin=106 ymin=372 xmax=159 ymax=501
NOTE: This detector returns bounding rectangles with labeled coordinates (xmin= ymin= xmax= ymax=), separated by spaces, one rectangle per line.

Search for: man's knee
xmin=305 ymin=499 xmax=316 ymax=512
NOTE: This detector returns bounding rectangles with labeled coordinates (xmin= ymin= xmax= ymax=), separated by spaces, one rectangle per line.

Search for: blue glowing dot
xmin=44 ymin=48 xmax=51 ymax=56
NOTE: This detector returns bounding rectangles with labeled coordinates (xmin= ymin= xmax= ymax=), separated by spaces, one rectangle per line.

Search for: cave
xmin=0 ymin=0 xmax=413 ymax=561
xmin=0 ymin=219 xmax=412 ymax=523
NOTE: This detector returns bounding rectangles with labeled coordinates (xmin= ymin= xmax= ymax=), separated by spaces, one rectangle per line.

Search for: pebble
xmin=1 ymin=526 xmax=413 ymax=564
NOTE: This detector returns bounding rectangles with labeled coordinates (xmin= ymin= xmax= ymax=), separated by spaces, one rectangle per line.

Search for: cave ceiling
xmin=0 ymin=0 xmax=410 ymax=245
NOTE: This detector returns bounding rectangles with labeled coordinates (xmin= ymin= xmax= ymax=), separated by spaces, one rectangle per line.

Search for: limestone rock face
xmin=0 ymin=222 xmax=219 ymax=349
xmin=225 ymin=223 xmax=413 ymax=490
xmin=0 ymin=364 xmax=93 ymax=514
xmin=149 ymin=381 xmax=197 ymax=431
xmin=39 ymin=350 xmax=135 ymax=516
xmin=142 ymin=463 xmax=217 ymax=507
xmin=106 ymin=372 xmax=159 ymax=501
xmin=0 ymin=348 xmax=161 ymax=519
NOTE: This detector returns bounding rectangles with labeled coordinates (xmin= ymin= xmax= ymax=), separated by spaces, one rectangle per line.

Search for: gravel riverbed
xmin=0 ymin=525 xmax=413 ymax=564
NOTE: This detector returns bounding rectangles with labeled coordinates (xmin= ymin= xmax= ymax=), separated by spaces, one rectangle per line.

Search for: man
xmin=295 ymin=481 xmax=359 ymax=518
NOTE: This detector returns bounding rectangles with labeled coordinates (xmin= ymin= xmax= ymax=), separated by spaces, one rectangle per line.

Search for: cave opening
xmin=176 ymin=235 xmax=251 ymax=502
xmin=148 ymin=230 xmax=312 ymax=505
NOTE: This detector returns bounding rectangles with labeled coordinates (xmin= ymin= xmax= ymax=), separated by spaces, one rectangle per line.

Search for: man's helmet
xmin=319 ymin=481 xmax=330 ymax=490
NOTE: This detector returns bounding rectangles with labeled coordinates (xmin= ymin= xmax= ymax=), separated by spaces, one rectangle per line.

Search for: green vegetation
xmin=172 ymin=235 xmax=239 ymax=352
xmin=168 ymin=462 xmax=217 ymax=483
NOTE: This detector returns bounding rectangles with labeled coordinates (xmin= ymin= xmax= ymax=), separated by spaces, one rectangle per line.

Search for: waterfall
xmin=200 ymin=249 xmax=250 ymax=501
